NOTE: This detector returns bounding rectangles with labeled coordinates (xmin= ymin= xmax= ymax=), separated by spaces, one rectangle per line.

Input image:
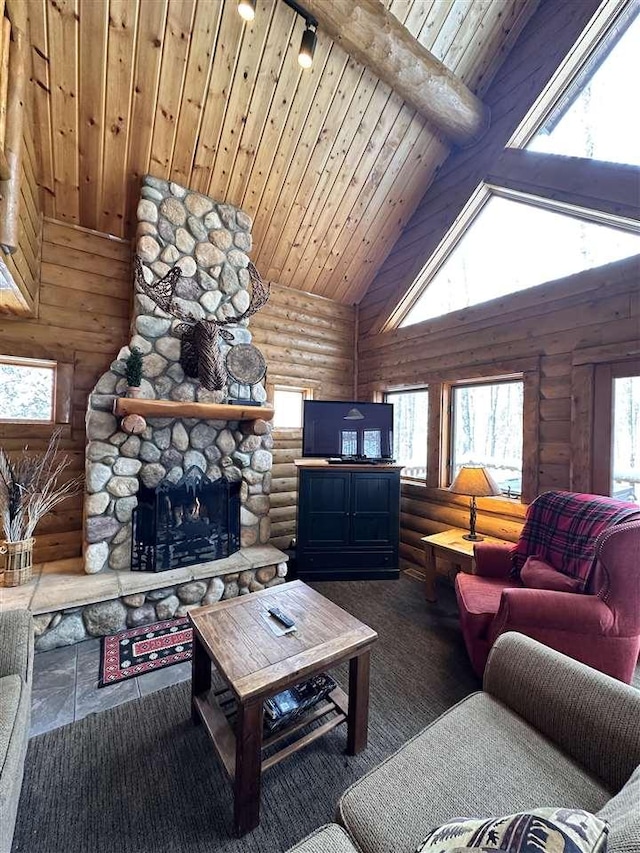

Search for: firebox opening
xmin=131 ymin=466 xmax=241 ymax=572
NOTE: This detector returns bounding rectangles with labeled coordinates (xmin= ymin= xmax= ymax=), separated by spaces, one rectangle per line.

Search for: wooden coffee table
xmin=188 ymin=579 xmax=378 ymax=835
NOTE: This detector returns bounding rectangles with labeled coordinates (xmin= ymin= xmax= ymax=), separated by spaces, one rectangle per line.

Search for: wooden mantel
xmin=113 ymin=398 xmax=274 ymax=421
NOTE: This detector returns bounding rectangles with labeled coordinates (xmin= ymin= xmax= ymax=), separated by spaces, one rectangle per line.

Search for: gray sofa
xmin=288 ymin=632 xmax=640 ymax=853
xmin=0 ymin=610 xmax=34 ymax=853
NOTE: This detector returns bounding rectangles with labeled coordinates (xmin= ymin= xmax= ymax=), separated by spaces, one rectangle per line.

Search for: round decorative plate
xmin=226 ymin=343 xmax=267 ymax=385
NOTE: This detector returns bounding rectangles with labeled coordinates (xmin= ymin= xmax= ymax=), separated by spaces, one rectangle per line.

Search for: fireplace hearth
xmin=131 ymin=466 xmax=241 ymax=573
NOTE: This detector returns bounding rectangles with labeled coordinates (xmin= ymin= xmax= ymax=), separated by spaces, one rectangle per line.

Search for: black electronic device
xmin=263 ymin=673 xmax=337 ymax=733
xmin=302 ymin=400 xmax=394 ymax=461
xmin=268 ymin=606 xmax=295 ymax=629
xmin=327 ymin=456 xmax=396 ymax=465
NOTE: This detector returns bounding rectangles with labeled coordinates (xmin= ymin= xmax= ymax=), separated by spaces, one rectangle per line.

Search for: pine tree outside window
xmin=450 ymin=380 xmax=524 ymax=498
xmin=525 ymin=8 xmax=640 ymax=166
xmin=593 ymin=360 xmax=640 ymax=504
xmin=400 ymin=193 xmax=640 ymax=327
xmin=398 ymin=2 xmax=640 ymax=331
xmin=385 ymin=389 xmax=428 ymax=478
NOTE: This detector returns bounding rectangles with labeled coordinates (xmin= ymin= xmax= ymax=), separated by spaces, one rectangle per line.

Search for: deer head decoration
xmin=133 ymin=257 xmax=270 ymax=392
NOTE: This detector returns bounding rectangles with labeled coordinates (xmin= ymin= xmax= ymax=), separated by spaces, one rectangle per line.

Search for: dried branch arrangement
xmin=0 ymin=429 xmax=84 ymax=542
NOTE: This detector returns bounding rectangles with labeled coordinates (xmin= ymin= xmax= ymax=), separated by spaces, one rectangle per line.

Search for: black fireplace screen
xmin=131 ymin=466 xmax=241 ymax=572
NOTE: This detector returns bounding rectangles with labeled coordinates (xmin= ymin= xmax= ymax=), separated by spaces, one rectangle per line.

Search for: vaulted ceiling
xmin=27 ymin=0 xmax=539 ymax=304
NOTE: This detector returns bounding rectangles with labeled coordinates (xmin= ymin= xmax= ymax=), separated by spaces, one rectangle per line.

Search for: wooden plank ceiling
xmin=27 ymin=0 xmax=538 ymax=305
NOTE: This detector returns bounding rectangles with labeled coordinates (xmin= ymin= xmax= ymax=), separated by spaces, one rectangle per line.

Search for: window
xmin=385 ymin=389 xmax=428 ymax=478
xmin=273 ymin=388 xmax=307 ymax=429
xmin=394 ymin=2 xmax=640 ymax=333
xmin=0 ymin=255 xmax=16 ymax=291
xmin=340 ymin=430 xmax=358 ymax=456
xmin=449 ymin=379 xmax=524 ymax=497
xmin=594 ymin=360 xmax=640 ymax=504
xmin=0 ymin=356 xmax=57 ymax=423
xmin=400 ymin=192 xmax=640 ymax=327
xmin=612 ymin=374 xmax=640 ymax=503
xmin=526 ymin=9 xmax=640 ymax=166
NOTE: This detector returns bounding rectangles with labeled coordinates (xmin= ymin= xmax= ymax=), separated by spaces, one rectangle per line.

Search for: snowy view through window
xmin=273 ymin=388 xmax=304 ymax=428
xmin=527 ymin=11 xmax=640 ymax=165
xmin=612 ymin=375 xmax=640 ymax=504
xmin=0 ymin=359 xmax=56 ymax=421
xmin=385 ymin=389 xmax=428 ymax=478
xmin=401 ymin=195 xmax=640 ymax=327
xmin=452 ymin=382 xmax=524 ymax=497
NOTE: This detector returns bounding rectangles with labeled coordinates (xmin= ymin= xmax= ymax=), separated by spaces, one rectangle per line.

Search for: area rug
xmin=14 ymin=576 xmax=478 ymax=853
xmin=98 ymin=617 xmax=192 ymax=687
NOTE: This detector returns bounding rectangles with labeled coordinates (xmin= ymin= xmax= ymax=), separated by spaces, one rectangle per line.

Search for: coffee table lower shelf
xmin=192 ymin=684 xmax=350 ymax=780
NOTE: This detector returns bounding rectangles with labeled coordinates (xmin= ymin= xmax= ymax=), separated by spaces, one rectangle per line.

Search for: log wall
xmin=0 ymin=218 xmax=355 ymax=560
xmin=0 ymin=218 xmax=131 ymax=561
xmin=359 ymin=254 xmax=640 ymax=574
xmin=251 ymin=286 xmax=356 ymax=551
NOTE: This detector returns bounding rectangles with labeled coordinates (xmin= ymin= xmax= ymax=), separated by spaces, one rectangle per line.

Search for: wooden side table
xmin=421 ymin=529 xmax=513 ymax=603
xmin=189 ymin=580 xmax=377 ymax=835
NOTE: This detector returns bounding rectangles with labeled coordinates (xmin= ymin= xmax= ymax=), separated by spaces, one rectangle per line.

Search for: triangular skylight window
xmin=400 ymin=194 xmax=640 ymax=327
xmin=526 ymin=9 xmax=640 ymax=165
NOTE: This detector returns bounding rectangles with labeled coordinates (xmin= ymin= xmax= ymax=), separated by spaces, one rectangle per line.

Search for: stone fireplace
xmin=83 ymin=176 xmax=273 ymax=576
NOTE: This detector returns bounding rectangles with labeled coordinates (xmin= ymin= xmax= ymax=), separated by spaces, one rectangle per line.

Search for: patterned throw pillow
xmin=415 ymin=808 xmax=608 ymax=853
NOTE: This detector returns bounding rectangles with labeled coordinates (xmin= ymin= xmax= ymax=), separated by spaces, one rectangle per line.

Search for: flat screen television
xmin=302 ymin=400 xmax=394 ymax=460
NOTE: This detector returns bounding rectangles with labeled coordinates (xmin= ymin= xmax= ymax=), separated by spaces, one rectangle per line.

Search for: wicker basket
xmin=1 ymin=538 xmax=35 ymax=587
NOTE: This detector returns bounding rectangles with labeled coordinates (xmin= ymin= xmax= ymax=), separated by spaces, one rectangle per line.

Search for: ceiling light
xmin=298 ymin=25 xmax=316 ymax=69
xmin=237 ymin=0 xmax=256 ymax=22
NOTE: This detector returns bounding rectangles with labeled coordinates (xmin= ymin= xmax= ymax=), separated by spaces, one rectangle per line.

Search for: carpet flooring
xmin=13 ymin=577 xmax=479 ymax=853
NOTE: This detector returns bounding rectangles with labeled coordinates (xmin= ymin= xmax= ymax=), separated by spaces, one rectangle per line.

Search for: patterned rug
xmin=98 ymin=617 xmax=192 ymax=687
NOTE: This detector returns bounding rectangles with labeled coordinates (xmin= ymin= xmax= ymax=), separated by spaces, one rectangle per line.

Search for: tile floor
xmin=30 ymin=638 xmax=191 ymax=737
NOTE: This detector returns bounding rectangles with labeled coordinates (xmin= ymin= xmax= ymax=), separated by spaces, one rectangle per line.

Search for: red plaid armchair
xmin=455 ymin=491 xmax=640 ymax=683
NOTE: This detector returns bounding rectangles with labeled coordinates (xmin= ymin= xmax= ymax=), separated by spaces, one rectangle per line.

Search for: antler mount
xmin=132 ymin=257 xmax=269 ymax=392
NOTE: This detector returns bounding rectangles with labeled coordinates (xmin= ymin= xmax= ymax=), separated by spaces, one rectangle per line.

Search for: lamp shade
xmin=449 ymin=466 xmax=502 ymax=497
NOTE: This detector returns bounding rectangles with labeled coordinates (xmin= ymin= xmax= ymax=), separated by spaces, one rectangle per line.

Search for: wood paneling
xmin=359 ymin=255 xmax=640 ymax=572
xmin=25 ymin=0 xmax=538 ymax=305
xmin=0 ymin=218 xmax=131 ymax=561
xmin=253 ymin=283 xmax=355 ymax=551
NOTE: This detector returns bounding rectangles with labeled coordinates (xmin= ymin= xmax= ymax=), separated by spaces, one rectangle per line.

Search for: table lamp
xmin=448 ymin=466 xmax=502 ymax=541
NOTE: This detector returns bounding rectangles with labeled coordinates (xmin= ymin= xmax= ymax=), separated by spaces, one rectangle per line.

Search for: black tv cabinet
xmin=295 ymin=462 xmax=402 ymax=581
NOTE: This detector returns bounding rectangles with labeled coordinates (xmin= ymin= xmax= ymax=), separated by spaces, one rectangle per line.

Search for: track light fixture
xmin=238 ymin=0 xmax=318 ymax=69
xmin=237 ymin=0 xmax=256 ymax=22
xmin=298 ymin=23 xmax=317 ymax=69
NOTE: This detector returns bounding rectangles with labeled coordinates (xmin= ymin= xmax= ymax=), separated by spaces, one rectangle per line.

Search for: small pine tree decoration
xmin=125 ymin=346 xmax=143 ymax=388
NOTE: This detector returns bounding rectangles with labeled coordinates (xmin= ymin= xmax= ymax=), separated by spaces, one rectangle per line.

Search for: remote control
xmin=268 ymin=607 xmax=295 ymax=629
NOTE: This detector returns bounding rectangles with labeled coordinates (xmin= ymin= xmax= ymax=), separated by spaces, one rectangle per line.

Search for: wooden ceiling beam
xmin=303 ymin=0 xmax=490 ymax=147
xmin=487 ymin=149 xmax=640 ymax=224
